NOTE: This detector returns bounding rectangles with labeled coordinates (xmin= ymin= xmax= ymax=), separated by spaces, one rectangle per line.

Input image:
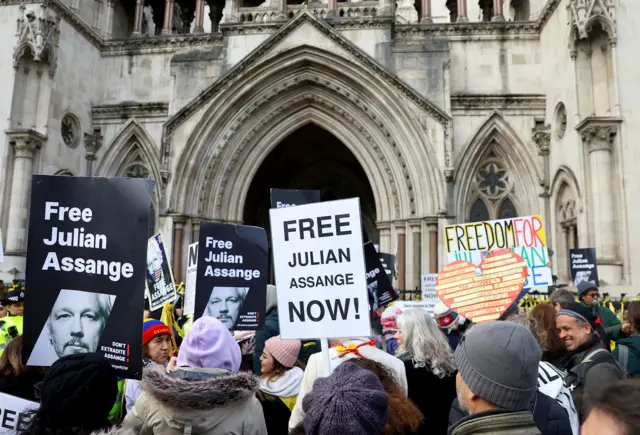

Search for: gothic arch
xmin=170 ymin=45 xmax=446 ymax=223
xmin=551 ymin=166 xmax=583 ymax=280
xmin=453 ymin=111 xmax=541 ymax=221
xmin=53 ymin=169 xmax=74 ymax=176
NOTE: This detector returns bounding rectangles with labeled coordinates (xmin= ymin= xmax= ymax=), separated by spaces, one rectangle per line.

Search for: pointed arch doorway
xmin=243 ymin=124 xmax=377 ymax=282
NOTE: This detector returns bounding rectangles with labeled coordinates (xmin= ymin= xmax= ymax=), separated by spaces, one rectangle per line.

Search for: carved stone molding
xmin=6 ymin=128 xmax=46 ymax=158
xmin=91 ymin=102 xmax=170 ymax=120
xmin=576 ymin=116 xmax=621 ymax=154
xmin=84 ymin=127 xmax=103 ymax=160
xmin=103 ymin=34 xmax=224 ymax=56
xmin=13 ymin=2 xmax=61 ymax=77
xmin=451 ymin=94 xmax=546 ymax=116
xmin=395 ymin=21 xmax=538 ymax=40
xmin=532 ymin=129 xmax=551 ymax=156
xmin=46 ymin=0 xmax=104 ymax=49
xmin=568 ymin=0 xmax=616 ymax=45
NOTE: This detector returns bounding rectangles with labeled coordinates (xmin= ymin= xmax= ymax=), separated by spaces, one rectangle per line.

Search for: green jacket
xmin=0 ymin=316 xmax=23 ymax=356
xmin=613 ymin=335 xmax=640 ymax=376
xmin=580 ymin=302 xmax=622 ymax=341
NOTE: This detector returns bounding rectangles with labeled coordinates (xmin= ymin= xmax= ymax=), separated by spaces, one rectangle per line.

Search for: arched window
xmin=470 ymin=199 xmax=490 ymax=223
xmin=121 ymin=156 xmax=155 ymax=238
xmin=498 ymin=198 xmax=517 ymax=219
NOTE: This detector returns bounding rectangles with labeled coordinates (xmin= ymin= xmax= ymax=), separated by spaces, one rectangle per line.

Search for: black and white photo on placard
xmin=23 ymin=175 xmax=153 ymax=379
xmin=364 ymin=241 xmax=398 ymax=312
xmin=146 ymin=233 xmax=177 ymax=311
xmin=195 ymin=222 xmax=268 ymax=331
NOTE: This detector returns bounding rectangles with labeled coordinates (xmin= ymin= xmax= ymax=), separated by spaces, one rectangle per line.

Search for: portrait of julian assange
xmin=202 ymin=286 xmax=249 ymax=330
xmin=27 ymin=289 xmax=115 ymax=366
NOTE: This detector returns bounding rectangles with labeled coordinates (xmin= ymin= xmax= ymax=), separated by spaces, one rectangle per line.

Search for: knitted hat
xmin=433 ymin=301 xmax=458 ymax=329
xmin=557 ymin=302 xmax=598 ymax=331
xmin=455 ymin=321 xmax=540 ymax=410
xmin=380 ymin=305 xmax=403 ymax=333
xmin=39 ymin=353 xmax=117 ymax=429
xmin=303 ymin=362 xmax=389 ymax=435
xmin=577 ymin=281 xmax=598 ymax=298
xmin=177 ymin=317 xmax=241 ymax=372
xmin=265 ymin=335 xmax=301 ymax=368
xmin=143 ymin=319 xmax=171 ymax=346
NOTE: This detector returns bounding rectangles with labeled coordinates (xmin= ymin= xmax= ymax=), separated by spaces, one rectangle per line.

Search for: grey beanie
xmin=455 ymin=321 xmax=541 ymax=410
xmin=577 ymin=281 xmax=598 ymax=297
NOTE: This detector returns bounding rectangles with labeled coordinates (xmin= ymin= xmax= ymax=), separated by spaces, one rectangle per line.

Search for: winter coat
xmin=579 ymin=302 xmax=622 ymax=341
xmin=537 ymin=361 xmax=579 ymax=435
xmin=449 ymin=391 xmax=572 ymax=435
xmin=253 ymin=308 xmax=279 ymax=375
xmin=612 ymin=334 xmax=640 ymax=376
xmin=257 ymin=367 xmax=303 ymax=435
xmin=123 ymin=365 xmax=266 ymax=434
xmin=92 ymin=427 xmax=138 ymax=435
xmin=288 ymin=339 xmax=408 ymax=431
xmin=448 ymin=409 xmax=540 ymax=435
xmin=0 ymin=370 xmax=43 ymax=402
xmin=402 ymin=359 xmax=456 ymax=435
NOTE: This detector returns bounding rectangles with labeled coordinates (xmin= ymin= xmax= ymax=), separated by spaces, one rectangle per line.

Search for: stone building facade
xmin=0 ymin=0 xmax=636 ymax=296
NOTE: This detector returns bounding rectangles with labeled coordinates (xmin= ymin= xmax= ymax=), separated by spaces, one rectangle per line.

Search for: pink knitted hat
xmin=265 ymin=335 xmax=301 ymax=368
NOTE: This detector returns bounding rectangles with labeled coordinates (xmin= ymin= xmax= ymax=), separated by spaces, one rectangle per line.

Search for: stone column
xmin=533 ymin=128 xmax=552 ymax=262
xmin=162 ymin=0 xmax=175 ymax=34
xmin=570 ymin=50 xmax=581 ymax=124
xmin=409 ymin=220 xmax=422 ymax=289
xmin=377 ymin=222 xmax=392 ymax=256
xmin=327 ymin=0 xmax=337 ymax=18
xmin=173 ymin=217 xmax=185 ymax=283
xmin=428 ymin=223 xmax=438 ymax=273
xmin=456 ymin=0 xmax=467 ymax=21
xmin=5 ymin=130 xmax=45 ymax=254
xmin=395 ymin=222 xmax=406 ymax=290
xmin=207 ymin=0 xmax=223 ymax=32
xmin=84 ymin=128 xmax=103 ymax=177
xmin=610 ymin=40 xmax=621 ymax=116
xmin=194 ymin=0 xmax=205 ymax=33
xmin=277 ymin=0 xmax=287 ymax=19
xmin=420 ymin=0 xmax=432 ymax=23
xmin=492 ymin=0 xmax=504 ymax=20
xmin=104 ymin=0 xmax=116 ymax=39
xmin=132 ymin=0 xmax=145 ymax=36
xmin=192 ymin=219 xmax=201 ymax=243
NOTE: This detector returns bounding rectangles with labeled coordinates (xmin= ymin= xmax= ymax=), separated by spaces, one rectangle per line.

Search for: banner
xmin=569 ymin=248 xmax=599 ymax=286
xmin=195 ymin=223 xmax=268 ymax=330
xmin=183 ymin=242 xmax=198 ymax=317
xmin=270 ymin=189 xmax=321 ymax=209
xmin=270 ymin=198 xmax=370 ymax=339
xmin=23 ymin=175 xmax=154 ymax=379
xmin=146 ymin=233 xmax=176 ymax=311
xmin=444 ymin=215 xmax=552 ymax=290
xmin=379 ymin=253 xmax=396 ymax=283
xmin=0 ymin=393 xmax=39 ymax=433
xmin=420 ymin=273 xmax=438 ymax=315
xmin=364 ymin=242 xmax=398 ymax=312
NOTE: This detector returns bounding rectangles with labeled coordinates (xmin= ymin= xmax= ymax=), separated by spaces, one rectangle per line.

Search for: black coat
xmin=257 ymin=393 xmax=291 ymax=435
xmin=0 ymin=370 xmax=43 ymax=402
xmin=402 ymin=359 xmax=457 ymax=435
xmin=449 ymin=391 xmax=572 ymax=435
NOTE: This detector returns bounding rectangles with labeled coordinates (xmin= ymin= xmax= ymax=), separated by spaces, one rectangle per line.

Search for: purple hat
xmin=177 ymin=317 xmax=241 ymax=372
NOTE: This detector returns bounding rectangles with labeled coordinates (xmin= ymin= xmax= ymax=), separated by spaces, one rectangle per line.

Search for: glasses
xmin=587 ymin=293 xmax=600 ymax=299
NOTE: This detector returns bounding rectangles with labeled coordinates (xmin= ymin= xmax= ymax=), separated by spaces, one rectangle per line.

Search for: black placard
xmin=195 ymin=222 xmax=268 ymax=330
xmin=23 ymin=175 xmax=154 ymax=380
xmin=270 ymin=189 xmax=321 ymax=209
xmin=379 ymin=252 xmax=396 ymax=283
xmin=364 ymin=241 xmax=398 ymax=312
xmin=570 ymin=248 xmax=599 ymax=287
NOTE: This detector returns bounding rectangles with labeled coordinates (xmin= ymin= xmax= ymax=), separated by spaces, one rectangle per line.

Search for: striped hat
xmin=143 ymin=319 xmax=171 ymax=346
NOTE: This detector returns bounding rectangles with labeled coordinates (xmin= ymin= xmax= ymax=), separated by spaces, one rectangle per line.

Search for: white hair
xmin=396 ymin=309 xmax=457 ymax=378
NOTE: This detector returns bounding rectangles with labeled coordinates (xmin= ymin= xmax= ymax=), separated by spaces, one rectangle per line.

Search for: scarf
xmin=259 ymin=366 xmax=304 ymax=399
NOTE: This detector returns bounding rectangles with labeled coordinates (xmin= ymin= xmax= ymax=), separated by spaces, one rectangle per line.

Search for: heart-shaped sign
xmin=436 ymin=250 xmax=528 ymax=323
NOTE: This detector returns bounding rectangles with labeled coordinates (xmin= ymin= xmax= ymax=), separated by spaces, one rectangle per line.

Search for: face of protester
xmin=260 ymin=348 xmax=276 ymax=375
xmin=556 ymin=314 xmax=592 ymax=351
xmin=0 ymin=305 xmax=7 ymax=318
xmin=582 ymin=408 xmax=627 ymax=435
xmin=581 ymin=289 xmax=600 ymax=306
xmin=204 ymin=287 xmax=243 ymax=329
xmin=48 ymin=292 xmax=106 ymax=357
xmin=8 ymin=302 xmax=24 ymax=316
xmin=455 ymin=373 xmax=473 ymax=414
xmin=394 ymin=330 xmax=404 ymax=346
xmin=146 ymin=334 xmax=171 ymax=364
xmin=553 ymin=303 xmax=562 ymax=312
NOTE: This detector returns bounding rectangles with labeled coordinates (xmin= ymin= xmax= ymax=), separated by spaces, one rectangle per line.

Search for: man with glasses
xmin=577 ymin=281 xmax=622 ymax=343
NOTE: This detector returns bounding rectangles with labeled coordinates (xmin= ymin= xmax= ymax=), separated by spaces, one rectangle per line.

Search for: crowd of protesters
xmin=0 ymin=278 xmax=640 ymax=435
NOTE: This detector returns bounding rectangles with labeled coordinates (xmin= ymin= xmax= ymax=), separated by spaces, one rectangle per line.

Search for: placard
xmin=270 ymin=189 xmax=321 ymax=209
xmin=0 ymin=393 xmax=39 ymax=433
xmin=569 ymin=248 xmax=599 ymax=287
xmin=195 ymin=223 xmax=268 ymax=330
xmin=0 ymin=229 xmax=4 ymax=263
xmin=270 ymin=198 xmax=370 ymax=339
xmin=436 ymin=250 xmax=528 ymax=323
xmin=23 ymin=175 xmax=153 ymax=379
xmin=420 ymin=273 xmax=438 ymax=315
xmin=444 ymin=215 xmax=551 ymax=289
xmin=379 ymin=252 xmax=396 ymax=283
xmin=364 ymin=241 xmax=398 ymax=312
xmin=146 ymin=233 xmax=176 ymax=311
xmin=183 ymin=242 xmax=198 ymax=317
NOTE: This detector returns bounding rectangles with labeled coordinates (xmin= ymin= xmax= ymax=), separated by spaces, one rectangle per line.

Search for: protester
xmin=254 ymin=285 xmax=279 ymax=375
xmin=124 ymin=317 xmax=266 ymax=434
xmin=257 ymin=336 xmax=304 ymax=435
xmin=294 ymin=362 xmax=390 ymax=435
xmin=235 ymin=330 xmax=257 ymax=372
xmin=580 ymin=379 xmax=640 ymax=435
xmin=20 ymin=353 xmax=118 ymax=435
xmin=3 ymin=287 xmax=25 ymax=316
xmin=380 ymin=305 xmax=403 ymax=355
xmin=124 ymin=319 xmax=173 ymax=413
xmin=612 ymin=300 xmax=640 ymax=376
xmin=556 ymin=303 xmax=624 ymax=421
xmin=530 ymin=304 xmax=570 ymax=370
xmin=577 ymin=281 xmax=622 ymax=342
xmin=394 ymin=309 xmax=456 ymax=434
xmin=288 ymin=335 xmax=407 ymax=431
xmin=550 ymin=289 xmax=575 ymax=311
xmin=433 ymin=301 xmax=468 ymax=350
xmin=0 ymin=288 xmax=25 ymax=355
xmin=347 ymin=358 xmax=423 ymax=435
xmin=0 ymin=336 xmax=45 ymax=401
xmin=448 ymin=322 xmax=541 ymax=435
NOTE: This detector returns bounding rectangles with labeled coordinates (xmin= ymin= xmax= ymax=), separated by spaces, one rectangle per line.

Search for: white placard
xmin=270 ymin=198 xmax=370 ymax=339
xmin=420 ymin=273 xmax=438 ymax=315
xmin=0 ymin=229 xmax=4 ymax=262
xmin=183 ymin=242 xmax=198 ymax=317
xmin=0 ymin=393 xmax=39 ymax=433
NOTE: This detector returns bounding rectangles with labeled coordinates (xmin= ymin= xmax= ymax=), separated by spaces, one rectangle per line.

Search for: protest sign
xmin=379 ymin=252 xmax=396 ymax=283
xmin=270 ymin=189 xmax=321 ymax=209
xmin=364 ymin=242 xmax=398 ymax=312
xmin=270 ymin=198 xmax=370 ymax=339
xmin=444 ymin=215 xmax=552 ymax=289
xmin=183 ymin=242 xmax=198 ymax=317
xmin=146 ymin=233 xmax=176 ymax=311
xmin=569 ymin=248 xmax=599 ymax=287
xmin=23 ymin=175 xmax=153 ymax=379
xmin=436 ymin=250 xmax=528 ymax=323
xmin=420 ymin=273 xmax=438 ymax=315
xmin=0 ymin=229 xmax=4 ymax=263
xmin=0 ymin=393 xmax=39 ymax=433
xmin=195 ymin=223 xmax=268 ymax=331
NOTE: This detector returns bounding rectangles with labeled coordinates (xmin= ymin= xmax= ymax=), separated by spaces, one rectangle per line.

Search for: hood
xmin=616 ymin=335 xmax=640 ymax=353
xmin=266 ymin=284 xmax=278 ymax=313
xmin=92 ymin=427 xmax=137 ymax=435
xmin=259 ymin=366 xmax=303 ymax=398
xmin=141 ymin=366 xmax=259 ymax=431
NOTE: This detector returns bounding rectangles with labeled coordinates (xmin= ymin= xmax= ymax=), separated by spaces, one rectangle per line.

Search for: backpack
xmin=616 ymin=344 xmax=637 ymax=378
xmin=563 ymin=348 xmax=624 ymax=391
xmin=538 ymin=361 xmax=579 ymax=435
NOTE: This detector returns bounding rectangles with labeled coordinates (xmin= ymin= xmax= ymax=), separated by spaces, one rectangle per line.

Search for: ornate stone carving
xmin=91 ymin=102 xmax=170 ymax=120
xmin=580 ymin=125 xmax=616 ymax=153
xmin=532 ymin=130 xmax=551 ymax=156
xmin=13 ymin=2 xmax=61 ymax=77
xmin=568 ymin=0 xmax=616 ymax=43
xmin=84 ymin=127 xmax=103 ymax=160
xmin=395 ymin=0 xmax=418 ymax=24
xmin=6 ymin=129 xmax=46 ymax=158
xmin=46 ymin=0 xmax=103 ymax=49
xmin=451 ymin=94 xmax=546 ymax=116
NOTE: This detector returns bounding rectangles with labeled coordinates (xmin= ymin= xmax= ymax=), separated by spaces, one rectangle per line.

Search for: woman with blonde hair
xmin=394 ymin=309 xmax=456 ymax=435
xmin=0 ymin=336 xmax=46 ymax=401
